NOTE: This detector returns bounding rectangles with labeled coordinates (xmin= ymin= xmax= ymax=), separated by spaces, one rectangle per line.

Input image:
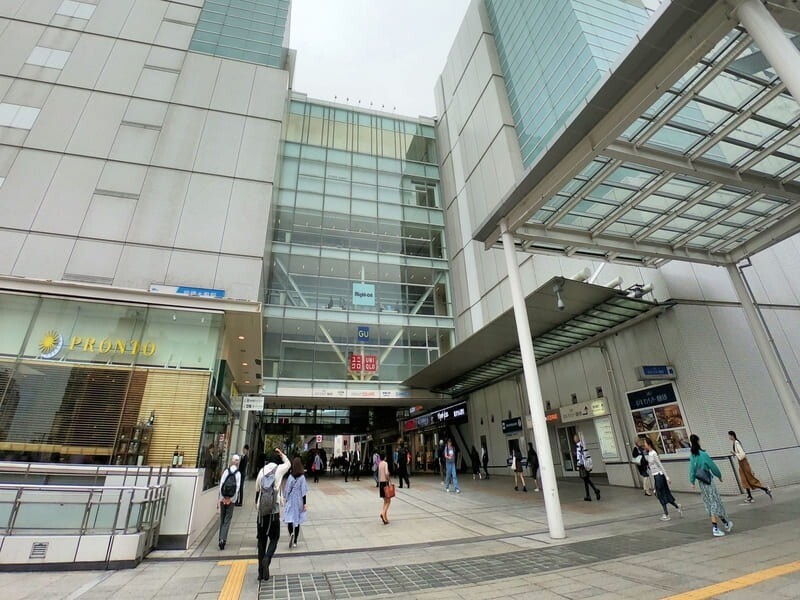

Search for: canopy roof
xmin=477 ymin=0 xmax=800 ymax=267
xmin=403 ymin=278 xmax=667 ymax=396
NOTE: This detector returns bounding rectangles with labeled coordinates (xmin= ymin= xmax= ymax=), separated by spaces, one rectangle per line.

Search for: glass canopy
xmin=478 ymin=2 xmax=800 ymax=267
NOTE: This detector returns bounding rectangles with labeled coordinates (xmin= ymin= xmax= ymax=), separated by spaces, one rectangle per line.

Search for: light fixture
xmin=244 ymin=380 xmax=250 ymax=384
xmin=242 ymin=362 xmax=248 ymax=366
xmin=238 ymin=335 xmax=245 ymax=340
xmin=553 ymin=278 xmax=566 ymax=311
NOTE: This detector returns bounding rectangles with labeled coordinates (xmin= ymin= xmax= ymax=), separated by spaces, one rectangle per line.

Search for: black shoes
xmin=523 ymin=486 xmax=528 ymax=492
xmin=514 ymin=486 xmax=518 ymax=491
xmin=596 ymin=489 xmax=601 ymax=501
xmin=584 ymin=496 xmax=591 ymax=501
xmin=218 ymin=541 xmax=225 ymax=550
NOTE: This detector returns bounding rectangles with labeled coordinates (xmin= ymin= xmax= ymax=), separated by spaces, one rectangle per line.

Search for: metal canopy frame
xmin=476 ymin=0 xmax=800 ymax=267
xmin=403 ymin=278 xmax=666 ymax=396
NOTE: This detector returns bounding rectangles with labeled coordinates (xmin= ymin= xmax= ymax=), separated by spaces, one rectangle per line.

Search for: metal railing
xmin=0 ymin=482 xmax=169 ymax=539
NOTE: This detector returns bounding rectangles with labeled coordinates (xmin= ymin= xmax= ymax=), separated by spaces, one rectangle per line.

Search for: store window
xmin=627 ymin=383 xmax=690 ymax=454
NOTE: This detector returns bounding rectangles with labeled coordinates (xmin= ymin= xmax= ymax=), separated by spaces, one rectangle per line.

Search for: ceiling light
xmin=244 ymin=380 xmax=250 ymax=384
xmin=238 ymin=335 xmax=245 ymax=340
xmin=242 ymin=362 xmax=248 ymax=366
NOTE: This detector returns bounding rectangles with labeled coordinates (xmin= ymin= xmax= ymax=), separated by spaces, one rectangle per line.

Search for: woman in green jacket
xmin=689 ymin=434 xmax=732 ymax=537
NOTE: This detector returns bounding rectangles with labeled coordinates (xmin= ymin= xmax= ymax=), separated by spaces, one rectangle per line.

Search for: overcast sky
xmin=288 ymin=0 xmax=472 ymax=118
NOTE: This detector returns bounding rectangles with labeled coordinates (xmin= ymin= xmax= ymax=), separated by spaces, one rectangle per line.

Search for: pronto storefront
xmin=0 ymin=293 xmax=225 ymax=467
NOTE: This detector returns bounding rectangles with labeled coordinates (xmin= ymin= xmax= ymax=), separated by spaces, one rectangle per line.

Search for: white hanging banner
xmin=242 ymin=396 xmax=264 ymax=411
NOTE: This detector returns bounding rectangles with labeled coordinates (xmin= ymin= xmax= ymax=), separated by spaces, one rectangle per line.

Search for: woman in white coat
xmin=282 ymin=456 xmax=308 ymax=549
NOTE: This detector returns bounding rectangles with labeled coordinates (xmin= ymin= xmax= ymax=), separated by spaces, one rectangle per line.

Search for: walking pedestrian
xmin=470 ymin=446 xmax=481 ymax=480
xmin=255 ymin=448 xmax=290 ymax=580
xmin=443 ymin=439 xmax=461 ymax=493
xmin=372 ymin=450 xmax=381 ymax=487
xmin=397 ymin=443 xmax=410 ymax=488
xmin=689 ymin=434 xmax=732 ymax=537
xmin=312 ymin=451 xmax=322 ymax=484
xmin=642 ymin=437 xmax=682 ymax=520
xmin=283 ymin=456 xmax=307 ymax=549
xmin=481 ymin=443 xmax=490 ymax=479
xmin=352 ymin=447 xmax=362 ymax=481
xmin=438 ymin=440 xmax=446 ymax=482
xmin=527 ymin=442 xmax=540 ymax=491
xmin=235 ymin=445 xmax=249 ymax=506
xmin=342 ymin=452 xmax=350 ymax=482
xmin=632 ymin=438 xmax=653 ymax=496
xmin=378 ymin=451 xmax=393 ymax=524
xmin=217 ymin=454 xmax=241 ymax=549
xmin=574 ymin=434 xmax=600 ymax=501
xmin=728 ymin=430 xmax=772 ymax=502
xmin=512 ymin=446 xmax=527 ymax=492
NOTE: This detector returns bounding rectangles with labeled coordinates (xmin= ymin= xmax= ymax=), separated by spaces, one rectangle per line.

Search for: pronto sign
xmin=38 ymin=330 xmax=156 ymax=359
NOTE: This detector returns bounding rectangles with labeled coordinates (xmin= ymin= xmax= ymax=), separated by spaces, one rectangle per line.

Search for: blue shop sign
xmin=357 ymin=326 xmax=370 ymax=342
xmin=501 ymin=417 xmax=523 ymax=434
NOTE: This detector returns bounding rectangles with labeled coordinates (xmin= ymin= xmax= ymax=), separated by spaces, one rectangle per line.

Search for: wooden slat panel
xmin=136 ymin=370 xmax=209 ymax=468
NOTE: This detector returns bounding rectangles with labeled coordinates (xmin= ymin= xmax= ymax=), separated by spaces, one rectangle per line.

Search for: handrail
xmin=1 ymin=482 xmax=169 ymax=536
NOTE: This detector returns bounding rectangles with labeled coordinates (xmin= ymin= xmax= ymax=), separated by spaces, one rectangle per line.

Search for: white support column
xmin=726 ymin=264 xmax=800 ymax=442
xmin=736 ymin=0 xmax=800 ymax=105
xmin=500 ymin=220 xmax=565 ymax=539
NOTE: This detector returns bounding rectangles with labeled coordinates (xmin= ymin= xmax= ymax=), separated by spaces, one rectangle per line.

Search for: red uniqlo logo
xmin=364 ymin=355 xmax=377 ymax=372
xmin=349 ymin=354 xmax=363 ymax=371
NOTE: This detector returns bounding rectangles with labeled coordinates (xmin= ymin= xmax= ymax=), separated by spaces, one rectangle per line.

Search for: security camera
xmin=556 ymin=294 xmax=565 ymax=311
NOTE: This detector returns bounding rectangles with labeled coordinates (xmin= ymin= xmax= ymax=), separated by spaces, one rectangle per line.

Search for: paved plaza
xmin=3 ymin=472 xmax=800 ymax=599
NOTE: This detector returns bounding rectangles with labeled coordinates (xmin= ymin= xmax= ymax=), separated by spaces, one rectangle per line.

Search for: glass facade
xmin=263 ymin=99 xmax=454 ymax=397
xmin=189 ymin=0 xmax=290 ymax=68
xmin=0 ymin=293 xmax=224 ymax=466
xmin=486 ymin=0 xmax=651 ymax=167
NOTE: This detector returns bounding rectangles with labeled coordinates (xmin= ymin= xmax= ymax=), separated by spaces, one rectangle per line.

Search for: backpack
xmin=221 ymin=467 xmax=238 ymax=498
xmin=258 ymin=468 xmax=278 ymax=519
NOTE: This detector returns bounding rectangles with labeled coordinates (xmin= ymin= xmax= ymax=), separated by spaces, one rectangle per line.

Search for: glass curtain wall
xmin=263 ymin=100 xmax=454 ymax=394
xmin=485 ymin=0 xmax=651 ymax=168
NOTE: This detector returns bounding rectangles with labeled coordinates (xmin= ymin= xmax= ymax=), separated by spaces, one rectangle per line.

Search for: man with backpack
xmin=217 ymin=454 xmax=242 ymax=550
xmin=255 ymin=447 xmax=290 ymax=581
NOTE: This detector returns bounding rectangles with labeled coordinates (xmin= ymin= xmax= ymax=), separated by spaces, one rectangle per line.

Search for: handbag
xmin=695 ymin=464 xmax=712 ymax=485
xmin=384 ymin=483 xmax=396 ymax=498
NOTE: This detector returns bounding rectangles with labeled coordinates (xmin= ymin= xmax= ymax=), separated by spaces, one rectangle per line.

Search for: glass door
xmin=557 ymin=426 xmax=578 ymax=476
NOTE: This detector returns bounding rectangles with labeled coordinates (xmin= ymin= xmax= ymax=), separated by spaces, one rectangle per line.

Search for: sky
xmin=288 ymin=0 xmax=472 ymax=118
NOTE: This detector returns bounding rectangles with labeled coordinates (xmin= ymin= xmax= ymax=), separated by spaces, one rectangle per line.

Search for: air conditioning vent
xmin=30 ymin=542 xmax=48 ymax=559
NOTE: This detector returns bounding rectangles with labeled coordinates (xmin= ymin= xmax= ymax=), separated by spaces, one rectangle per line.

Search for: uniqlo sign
xmin=364 ymin=355 xmax=378 ymax=372
xmin=349 ymin=354 xmax=363 ymax=371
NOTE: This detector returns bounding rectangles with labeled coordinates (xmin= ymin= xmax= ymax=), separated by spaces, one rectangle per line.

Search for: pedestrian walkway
xmin=3 ymin=472 xmax=800 ymax=599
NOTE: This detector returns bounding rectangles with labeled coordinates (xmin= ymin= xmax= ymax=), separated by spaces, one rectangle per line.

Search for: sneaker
xmin=534 ymin=488 xmax=540 ymax=492
xmin=745 ymin=496 xmax=754 ymax=503
xmin=712 ymin=527 xmax=725 ymax=537
xmin=765 ymin=488 xmax=773 ymax=499
xmin=677 ymin=504 xmax=683 ymax=517
xmin=724 ymin=520 xmax=733 ymax=532
xmin=660 ymin=514 xmax=671 ymax=521
xmin=456 ymin=489 xmax=461 ymax=494
xmin=514 ymin=486 xmax=518 ymax=491
xmin=445 ymin=488 xmax=450 ymax=493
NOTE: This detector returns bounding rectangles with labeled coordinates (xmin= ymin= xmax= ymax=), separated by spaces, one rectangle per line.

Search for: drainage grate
xmin=29 ymin=542 xmax=48 ymax=559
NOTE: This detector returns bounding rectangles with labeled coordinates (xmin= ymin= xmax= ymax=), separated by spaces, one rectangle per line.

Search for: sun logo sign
xmin=39 ymin=330 xmax=63 ymax=359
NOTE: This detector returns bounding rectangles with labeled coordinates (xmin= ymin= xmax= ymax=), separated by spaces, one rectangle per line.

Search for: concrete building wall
xmin=0 ymin=0 xmax=288 ymax=302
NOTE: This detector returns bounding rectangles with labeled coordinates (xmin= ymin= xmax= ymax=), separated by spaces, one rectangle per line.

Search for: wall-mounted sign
xmin=627 ymin=383 xmax=689 ymax=455
xmin=364 ymin=355 xmax=378 ymax=372
xmin=357 ymin=326 xmax=370 ymax=342
xmin=352 ymin=283 xmax=376 ymax=306
xmin=545 ymin=411 xmax=560 ymax=423
xmin=349 ymin=354 xmax=363 ymax=371
xmin=637 ymin=365 xmax=676 ymax=380
xmin=38 ymin=330 xmax=157 ymax=359
xmin=149 ymin=284 xmax=225 ymax=298
xmin=501 ymin=417 xmax=523 ymax=434
xmin=627 ymin=383 xmax=677 ymax=410
xmin=242 ymin=396 xmax=264 ymax=411
xmin=559 ymin=398 xmax=609 ymax=423
xmin=316 ymin=435 xmax=323 ymax=443
xmin=404 ymin=401 xmax=468 ymax=432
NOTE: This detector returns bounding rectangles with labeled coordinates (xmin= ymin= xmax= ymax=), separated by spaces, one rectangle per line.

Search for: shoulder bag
xmin=384 ymin=483 xmax=396 ymax=499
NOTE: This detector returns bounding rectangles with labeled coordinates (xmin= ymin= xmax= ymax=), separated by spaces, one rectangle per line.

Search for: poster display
xmin=594 ymin=415 xmax=618 ymax=458
xmin=627 ymin=383 xmax=690 ymax=454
